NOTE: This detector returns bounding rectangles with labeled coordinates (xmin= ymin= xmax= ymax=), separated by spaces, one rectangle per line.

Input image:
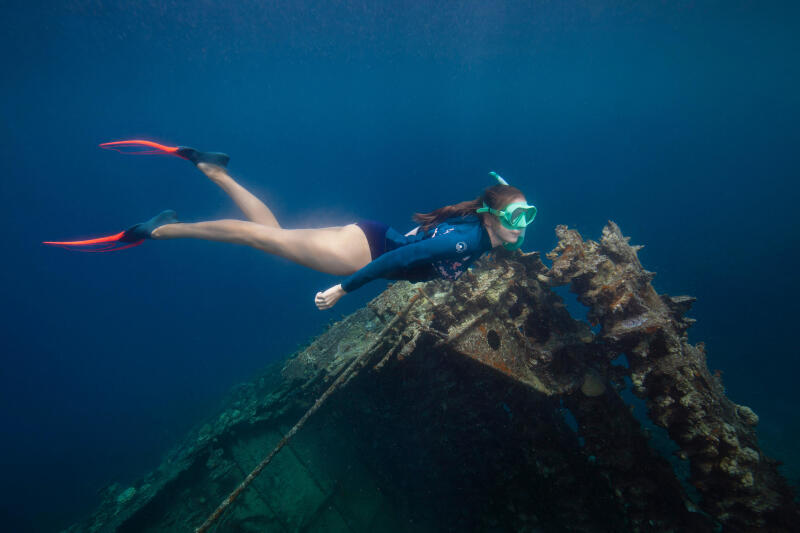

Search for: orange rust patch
xmin=478 ymin=324 xmax=488 ymax=334
xmin=488 ymin=357 xmax=512 ymax=375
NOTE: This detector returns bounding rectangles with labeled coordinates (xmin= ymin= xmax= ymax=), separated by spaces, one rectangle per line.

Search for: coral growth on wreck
xmin=66 ymin=222 xmax=798 ymax=533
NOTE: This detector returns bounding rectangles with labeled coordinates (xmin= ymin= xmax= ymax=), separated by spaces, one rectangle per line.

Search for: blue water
xmin=1 ymin=2 xmax=798 ymax=530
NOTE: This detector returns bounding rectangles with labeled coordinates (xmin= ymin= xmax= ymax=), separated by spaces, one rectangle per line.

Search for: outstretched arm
xmin=315 ymin=224 xmax=479 ymax=309
xmin=339 ymin=230 xmax=462 ymax=293
xmin=314 ymin=233 xmax=443 ymax=310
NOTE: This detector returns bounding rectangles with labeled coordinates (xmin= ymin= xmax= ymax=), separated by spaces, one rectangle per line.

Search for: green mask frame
xmin=476 ymin=172 xmax=537 ymax=251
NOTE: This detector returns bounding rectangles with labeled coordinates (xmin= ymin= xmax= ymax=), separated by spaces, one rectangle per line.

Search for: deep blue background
xmin=1 ymin=1 xmax=798 ymax=531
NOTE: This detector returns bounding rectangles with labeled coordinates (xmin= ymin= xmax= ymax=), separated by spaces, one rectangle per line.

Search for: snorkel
xmin=476 ymin=172 xmax=537 ymax=251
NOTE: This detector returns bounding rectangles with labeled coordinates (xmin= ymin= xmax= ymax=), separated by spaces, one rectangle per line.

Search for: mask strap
xmin=476 ymin=202 xmax=498 ymax=215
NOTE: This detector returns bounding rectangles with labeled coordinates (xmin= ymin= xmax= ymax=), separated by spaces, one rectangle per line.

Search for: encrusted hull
xmin=66 ymin=223 xmax=797 ymax=533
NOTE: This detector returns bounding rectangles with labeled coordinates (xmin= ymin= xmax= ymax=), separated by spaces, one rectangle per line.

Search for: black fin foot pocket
xmin=122 ymin=210 xmax=179 ymax=241
xmin=175 ymin=146 xmax=230 ymax=168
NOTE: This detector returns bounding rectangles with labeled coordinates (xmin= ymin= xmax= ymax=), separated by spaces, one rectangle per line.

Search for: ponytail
xmin=412 ymin=184 xmax=525 ymax=232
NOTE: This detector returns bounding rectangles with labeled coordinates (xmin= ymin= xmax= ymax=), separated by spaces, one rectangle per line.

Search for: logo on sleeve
xmin=455 ymin=241 xmax=468 ymax=253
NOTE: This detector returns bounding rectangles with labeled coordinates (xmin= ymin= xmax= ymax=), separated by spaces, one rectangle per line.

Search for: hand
xmin=315 ymin=284 xmax=346 ymax=310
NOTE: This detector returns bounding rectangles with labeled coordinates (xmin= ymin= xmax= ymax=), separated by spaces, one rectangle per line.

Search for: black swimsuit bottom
xmin=355 ymin=219 xmax=389 ymax=260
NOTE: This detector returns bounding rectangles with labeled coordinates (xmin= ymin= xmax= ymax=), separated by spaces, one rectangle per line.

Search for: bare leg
xmin=195 ymin=163 xmax=351 ymax=232
xmin=197 ymin=163 xmax=281 ymax=228
xmin=160 ymin=163 xmax=374 ymax=276
xmin=151 ymin=219 xmax=372 ymax=276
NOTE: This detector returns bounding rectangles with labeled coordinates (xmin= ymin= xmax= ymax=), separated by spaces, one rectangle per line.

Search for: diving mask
xmin=476 ymin=201 xmax=537 ymax=231
xmin=476 ymin=172 xmax=537 ymax=250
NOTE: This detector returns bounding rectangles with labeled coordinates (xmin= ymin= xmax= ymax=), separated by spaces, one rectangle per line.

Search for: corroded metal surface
xmin=65 ymin=222 xmax=797 ymax=533
xmin=545 ymin=222 xmax=799 ymax=531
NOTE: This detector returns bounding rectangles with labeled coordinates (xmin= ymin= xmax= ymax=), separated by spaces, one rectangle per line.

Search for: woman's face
xmin=486 ymin=196 xmax=526 ymax=247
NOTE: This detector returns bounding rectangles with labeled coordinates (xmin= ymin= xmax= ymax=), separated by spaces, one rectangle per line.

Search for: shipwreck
xmin=67 ymin=222 xmax=799 ymax=533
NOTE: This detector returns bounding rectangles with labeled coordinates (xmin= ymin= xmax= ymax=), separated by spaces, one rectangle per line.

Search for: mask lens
xmin=522 ymin=207 xmax=536 ymax=224
xmin=507 ymin=206 xmax=535 ymax=228
xmin=510 ymin=207 xmax=525 ymax=225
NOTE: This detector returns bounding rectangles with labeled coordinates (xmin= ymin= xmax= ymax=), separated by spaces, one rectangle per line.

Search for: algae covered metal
xmin=66 ymin=222 xmax=798 ymax=533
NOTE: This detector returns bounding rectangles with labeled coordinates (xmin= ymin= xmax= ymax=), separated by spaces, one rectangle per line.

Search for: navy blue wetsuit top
xmin=341 ymin=215 xmax=494 ymax=293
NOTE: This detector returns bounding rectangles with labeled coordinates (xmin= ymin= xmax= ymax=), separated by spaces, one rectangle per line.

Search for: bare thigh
xmin=252 ymin=223 xmax=373 ymax=276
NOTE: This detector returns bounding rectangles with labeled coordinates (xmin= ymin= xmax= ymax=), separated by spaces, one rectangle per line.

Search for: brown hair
xmin=412 ymin=184 xmax=525 ymax=232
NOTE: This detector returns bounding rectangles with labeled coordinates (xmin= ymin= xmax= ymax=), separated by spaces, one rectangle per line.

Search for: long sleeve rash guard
xmin=341 ymin=215 xmax=493 ymax=293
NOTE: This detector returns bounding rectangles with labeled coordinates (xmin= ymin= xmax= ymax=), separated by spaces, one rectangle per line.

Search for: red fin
xmin=43 ymin=232 xmax=144 ymax=252
xmin=99 ymin=139 xmax=180 ymax=156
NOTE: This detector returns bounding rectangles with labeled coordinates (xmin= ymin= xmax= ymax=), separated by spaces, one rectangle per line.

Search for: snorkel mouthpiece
xmin=505 ymin=228 xmax=525 ymax=251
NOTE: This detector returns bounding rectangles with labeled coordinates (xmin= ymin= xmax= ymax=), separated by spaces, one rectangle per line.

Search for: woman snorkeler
xmin=44 ymin=141 xmax=537 ymax=310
